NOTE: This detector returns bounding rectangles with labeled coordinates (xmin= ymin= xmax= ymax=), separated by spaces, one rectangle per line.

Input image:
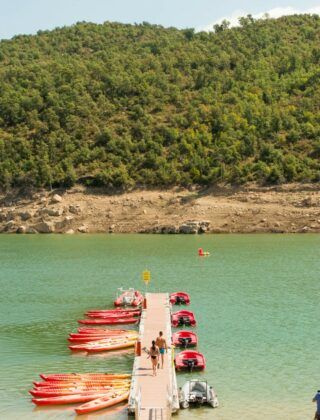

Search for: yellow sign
xmin=142 ymin=270 xmax=151 ymax=284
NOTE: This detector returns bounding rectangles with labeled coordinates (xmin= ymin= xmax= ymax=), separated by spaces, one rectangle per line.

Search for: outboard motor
xmin=178 ymin=316 xmax=185 ymax=326
xmin=183 ymin=358 xmax=197 ymax=372
xmin=179 ymin=337 xmax=192 ymax=348
xmin=183 ymin=316 xmax=191 ymax=326
xmin=176 ymin=296 xmax=186 ymax=305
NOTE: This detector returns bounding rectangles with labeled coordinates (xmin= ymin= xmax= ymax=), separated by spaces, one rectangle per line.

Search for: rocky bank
xmin=0 ymin=184 xmax=319 ymax=234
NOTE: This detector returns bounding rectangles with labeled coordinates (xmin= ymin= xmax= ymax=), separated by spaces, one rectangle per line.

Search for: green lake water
xmin=0 ymin=234 xmax=319 ymax=419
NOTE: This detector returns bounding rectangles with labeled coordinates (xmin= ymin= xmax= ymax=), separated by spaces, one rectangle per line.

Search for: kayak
xmin=75 ymin=391 xmax=129 ymax=414
xmin=32 ymin=383 xmax=129 ymax=391
xmin=86 ymin=310 xmax=141 ymax=317
xmin=68 ymin=331 xmax=137 ymax=340
xmin=68 ymin=336 xmax=125 ymax=343
xmin=87 ymin=312 xmax=141 ymax=319
xmin=32 ymin=392 xmax=114 ymax=406
xmin=30 ymin=386 xmax=129 ymax=398
xmin=86 ymin=308 xmax=140 ymax=314
xmin=40 ymin=373 xmax=130 ymax=381
xmin=69 ymin=338 xmax=136 ymax=352
xmin=34 ymin=380 xmax=130 ymax=387
xmin=85 ymin=340 xmax=135 ymax=353
xmin=68 ymin=334 xmax=137 ymax=343
xmin=32 ymin=383 xmax=129 ymax=392
xmin=77 ymin=328 xmax=131 ymax=334
xmin=78 ymin=318 xmax=138 ymax=325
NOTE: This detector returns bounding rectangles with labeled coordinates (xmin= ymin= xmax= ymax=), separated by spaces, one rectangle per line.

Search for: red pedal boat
xmin=170 ymin=292 xmax=190 ymax=305
xmin=172 ymin=310 xmax=196 ymax=327
xmin=172 ymin=331 xmax=198 ymax=348
xmin=114 ymin=288 xmax=143 ymax=307
xmin=175 ymin=350 xmax=206 ymax=371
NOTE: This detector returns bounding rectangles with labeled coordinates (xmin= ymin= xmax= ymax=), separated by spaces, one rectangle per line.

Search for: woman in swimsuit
xmin=149 ymin=340 xmax=160 ymax=376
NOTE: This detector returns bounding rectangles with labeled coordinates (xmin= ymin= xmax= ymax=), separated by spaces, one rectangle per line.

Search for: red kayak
xmin=172 ymin=310 xmax=196 ymax=327
xmin=30 ymin=388 xmax=118 ymax=398
xmin=170 ymin=292 xmax=190 ymax=305
xmin=172 ymin=331 xmax=198 ymax=348
xmin=78 ymin=318 xmax=138 ymax=325
xmin=86 ymin=308 xmax=140 ymax=314
xmin=68 ymin=335 xmax=133 ymax=343
xmin=114 ymin=290 xmax=143 ymax=307
xmin=175 ymin=350 xmax=206 ymax=371
xmin=40 ymin=373 xmax=130 ymax=381
xmin=33 ymin=380 xmax=129 ymax=387
xmin=76 ymin=328 xmax=130 ymax=334
xmin=87 ymin=311 xmax=140 ymax=319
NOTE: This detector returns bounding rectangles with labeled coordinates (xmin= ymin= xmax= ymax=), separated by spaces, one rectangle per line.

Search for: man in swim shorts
xmin=155 ymin=331 xmax=167 ymax=369
xmin=313 ymin=390 xmax=320 ymax=420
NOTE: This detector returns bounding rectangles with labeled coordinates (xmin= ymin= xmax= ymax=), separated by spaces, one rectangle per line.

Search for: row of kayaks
xmin=70 ymin=306 xmax=141 ymax=353
xmin=68 ymin=328 xmax=138 ymax=352
xmin=30 ymin=373 xmax=130 ymax=414
xmin=29 ymin=290 xmax=144 ymax=413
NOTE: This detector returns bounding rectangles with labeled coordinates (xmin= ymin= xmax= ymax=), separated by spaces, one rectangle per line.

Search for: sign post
xmin=142 ymin=270 xmax=151 ymax=296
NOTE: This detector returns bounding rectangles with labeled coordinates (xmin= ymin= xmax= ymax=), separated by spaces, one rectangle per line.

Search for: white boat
xmin=179 ymin=380 xmax=219 ymax=409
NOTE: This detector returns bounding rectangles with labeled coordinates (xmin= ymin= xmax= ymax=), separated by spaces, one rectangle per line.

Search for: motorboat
xmin=175 ymin=350 xmax=205 ymax=371
xmin=179 ymin=380 xmax=219 ymax=408
xmin=170 ymin=292 xmax=190 ymax=305
xmin=114 ymin=288 xmax=143 ymax=307
xmin=172 ymin=310 xmax=196 ymax=327
xmin=172 ymin=331 xmax=198 ymax=348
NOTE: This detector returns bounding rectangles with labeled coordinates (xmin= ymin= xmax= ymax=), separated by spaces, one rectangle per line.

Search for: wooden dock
xmin=128 ymin=293 xmax=179 ymax=419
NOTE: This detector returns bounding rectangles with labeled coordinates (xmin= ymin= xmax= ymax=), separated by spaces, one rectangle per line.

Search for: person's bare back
xmin=155 ymin=331 xmax=167 ymax=368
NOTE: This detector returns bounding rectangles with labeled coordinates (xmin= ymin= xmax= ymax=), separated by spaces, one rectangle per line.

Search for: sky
xmin=0 ymin=0 xmax=320 ymax=40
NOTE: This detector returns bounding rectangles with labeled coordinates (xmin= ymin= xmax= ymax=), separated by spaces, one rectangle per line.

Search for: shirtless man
xmin=155 ymin=331 xmax=167 ymax=369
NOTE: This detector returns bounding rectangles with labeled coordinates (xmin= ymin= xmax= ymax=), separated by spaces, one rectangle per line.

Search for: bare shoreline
xmin=0 ymin=184 xmax=319 ymax=234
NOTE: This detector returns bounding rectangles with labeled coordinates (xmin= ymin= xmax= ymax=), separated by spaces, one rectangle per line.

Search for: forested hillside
xmin=0 ymin=15 xmax=319 ymax=190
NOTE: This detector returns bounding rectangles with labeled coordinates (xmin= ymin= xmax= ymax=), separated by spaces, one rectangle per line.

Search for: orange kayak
xmin=32 ymin=392 xmax=113 ymax=406
xmin=34 ymin=380 xmax=130 ymax=387
xmin=77 ymin=328 xmax=131 ymax=334
xmin=85 ymin=340 xmax=135 ymax=353
xmin=68 ymin=332 xmax=137 ymax=343
xmin=69 ymin=337 xmax=136 ymax=352
xmin=30 ymin=386 xmax=129 ymax=398
xmin=75 ymin=391 xmax=129 ymax=414
xmin=40 ymin=373 xmax=130 ymax=381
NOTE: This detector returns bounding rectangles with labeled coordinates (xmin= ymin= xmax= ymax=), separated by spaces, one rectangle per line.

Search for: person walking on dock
xmin=149 ymin=340 xmax=160 ymax=376
xmin=313 ymin=390 xmax=320 ymax=420
xmin=156 ymin=331 xmax=167 ymax=369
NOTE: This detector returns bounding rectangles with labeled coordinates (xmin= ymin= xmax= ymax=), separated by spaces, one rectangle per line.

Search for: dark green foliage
xmin=0 ymin=15 xmax=319 ymax=189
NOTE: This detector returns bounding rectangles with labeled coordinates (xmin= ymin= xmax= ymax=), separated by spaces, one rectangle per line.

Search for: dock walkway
xmin=128 ymin=293 xmax=179 ymax=419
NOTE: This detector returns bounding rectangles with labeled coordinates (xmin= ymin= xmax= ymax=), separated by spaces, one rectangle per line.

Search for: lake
xmin=0 ymin=234 xmax=319 ymax=419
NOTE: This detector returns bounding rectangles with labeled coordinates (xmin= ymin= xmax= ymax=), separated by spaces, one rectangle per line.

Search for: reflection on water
xmin=0 ymin=234 xmax=319 ymax=419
